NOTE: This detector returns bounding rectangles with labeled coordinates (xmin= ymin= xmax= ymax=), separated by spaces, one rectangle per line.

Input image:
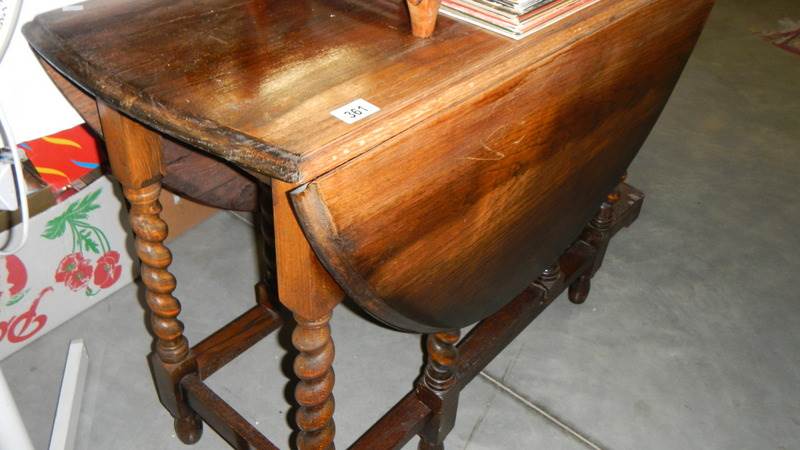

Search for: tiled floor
xmin=3 ymin=0 xmax=800 ymax=448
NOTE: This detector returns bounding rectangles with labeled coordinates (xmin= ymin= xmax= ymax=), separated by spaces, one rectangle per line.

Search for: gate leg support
xmin=569 ymin=177 xmax=625 ymax=304
xmin=416 ymin=330 xmax=461 ymax=450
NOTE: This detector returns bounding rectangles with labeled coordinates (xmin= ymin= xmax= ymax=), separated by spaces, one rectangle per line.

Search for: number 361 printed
xmin=330 ymin=99 xmax=381 ymax=124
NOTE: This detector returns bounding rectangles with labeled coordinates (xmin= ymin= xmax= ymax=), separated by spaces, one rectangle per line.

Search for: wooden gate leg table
xmin=23 ymin=0 xmax=713 ymax=448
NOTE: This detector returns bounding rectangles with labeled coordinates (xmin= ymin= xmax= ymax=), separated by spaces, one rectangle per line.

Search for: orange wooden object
xmin=407 ymin=0 xmax=442 ymax=38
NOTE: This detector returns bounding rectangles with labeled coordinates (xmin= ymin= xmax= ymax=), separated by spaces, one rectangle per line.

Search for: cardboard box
xmin=0 ymin=176 xmax=136 ymax=360
xmin=159 ymin=191 xmax=219 ymax=244
xmin=0 ymin=1 xmax=221 ymax=360
xmin=0 ymin=164 xmax=57 ymax=232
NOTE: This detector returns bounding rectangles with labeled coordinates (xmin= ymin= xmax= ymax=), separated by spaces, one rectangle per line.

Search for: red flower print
xmin=93 ymin=251 xmax=122 ymax=289
xmin=1 ymin=255 xmax=27 ymax=300
xmin=55 ymin=252 xmax=93 ymax=291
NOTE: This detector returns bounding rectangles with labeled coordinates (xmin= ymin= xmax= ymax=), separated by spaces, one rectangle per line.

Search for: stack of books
xmin=440 ymin=0 xmax=600 ymax=40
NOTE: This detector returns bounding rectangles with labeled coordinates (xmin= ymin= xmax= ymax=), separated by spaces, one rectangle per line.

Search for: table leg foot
xmin=568 ymin=176 xmax=627 ymax=305
xmin=568 ymin=275 xmax=591 ymax=304
xmin=174 ymin=414 xmax=203 ymax=444
xmin=418 ymin=441 xmax=444 ymax=450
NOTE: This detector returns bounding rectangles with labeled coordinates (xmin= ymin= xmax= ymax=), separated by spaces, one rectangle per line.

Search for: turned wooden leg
xmin=127 ymin=183 xmax=202 ymax=443
xmin=272 ymin=180 xmax=345 ymax=450
xmin=569 ymin=177 xmax=623 ymax=304
xmin=293 ymin=313 xmax=336 ymax=450
xmin=127 ymin=184 xmax=189 ymax=364
xmin=98 ymin=102 xmax=201 ymax=444
xmin=257 ymin=183 xmax=276 ymax=298
xmin=417 ymin=330 xmax=460 ymax=450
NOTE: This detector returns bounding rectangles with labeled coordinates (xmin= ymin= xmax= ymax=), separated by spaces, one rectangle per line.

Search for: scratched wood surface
xmin=39 ymin=56 xmax=257 ymax=210
xmin=25 ymin=0 xmax=666 ymax=183
xmin=292 ymin=0 xmax=714 ymax=331
xmin=24 ymin=0 xmax=715 ymax=447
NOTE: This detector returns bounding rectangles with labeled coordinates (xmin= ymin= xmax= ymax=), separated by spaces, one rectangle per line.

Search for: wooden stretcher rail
xmin=183 ymin=374 xmax=280 ymax=450
xmin=175 ymin=184 xmax=641 ymax=450
xmin=457 ymin=183 xmax=642 ymax=392
xmin=193 ymin=301 xmax=282 ymax=380
xmin=350 ymin=391 xmax=433 ymax=449
xmin=36 ymin=56 xmax=259 ymax=211
xmin=168 ymin=182 xmax=641 ymax=450
xmin=352 ymin=183 xmax=643 ymax=449
xmin=350 ymin=285 xmax=555 ymax=449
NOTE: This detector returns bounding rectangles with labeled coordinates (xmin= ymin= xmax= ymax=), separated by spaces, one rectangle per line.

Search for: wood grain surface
xmin=98 ymin=102 xmax=204 ymax=443
xmin=39 ymin=56 xmax=257 ymax=211
xmin=24 ymin=0 xmax=670 ymax=183
xmin=291 ymin=0 xmax=714 ymax=331
xmin=26 ymin=0 xmax=716 ymax=447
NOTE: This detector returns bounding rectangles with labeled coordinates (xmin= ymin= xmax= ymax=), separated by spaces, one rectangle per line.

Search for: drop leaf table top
xmin=25 ymin=0 xmax=713 ymax=332
xmin=24 ymin=0 xmax=700 ymax=184
xmin=22 ymin=0 xmax=714 ymax=446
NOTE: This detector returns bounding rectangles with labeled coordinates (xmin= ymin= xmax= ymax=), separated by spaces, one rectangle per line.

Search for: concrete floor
xmin=3 ymin=0 xmax=800 ymax=448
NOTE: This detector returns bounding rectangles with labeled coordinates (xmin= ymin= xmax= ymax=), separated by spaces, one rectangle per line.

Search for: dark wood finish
xmin=416 ymin=330 xmax=460 ymax=450
xmin=38 ymin=56 xmax=257 ymax=211
xmin=98 ymin=102 xmax=163 ymax=188
xmin=570 ymin=178 xmax=635 ymax=304
xmin=179 ymin=283 xmax=285 ymax=448
xmin=193 ymin=299 xmax=282 ymax=380
xmin=22 ymin=0 xmax=704 ymax=184
xmin=350 ymin=392 xmax=432 ymax=450
xmin=157 ymin=138 xmax=257 ymax=211
xmin=38 ymin=57 xmax=101 ymax=132
xmin=460 ymin=184 xmax=642 ymax=385
xmin=97 ymin=101 xmax=202 ymax=443
xmin=172 ymin=184 xmax=641 ymax=450
xmin=273 ymin=178 xmax=340 ymax=449
xmin=183 ymin=374 xmax=280 ymax=450
xmin=290 ymin=0 xmax=712 ymax=332
xmin=175 ymin=174 xmax=638 ymax=450
xmin=352 ymin=183 xmax=643 ymax=450
xmin=25 ymin=0 xmax=711 ymax=446
xmin=257 ymin=184 xmax=277 ymax=293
